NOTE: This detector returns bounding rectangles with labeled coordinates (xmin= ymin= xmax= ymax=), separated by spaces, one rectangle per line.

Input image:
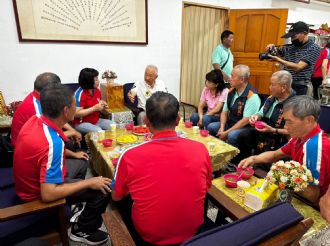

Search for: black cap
xmin=281 ymin=21 xmax=309 ymax=39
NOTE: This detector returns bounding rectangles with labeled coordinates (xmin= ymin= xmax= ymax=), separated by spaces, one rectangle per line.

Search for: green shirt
xmin=211 ymin=44 xmax=234 ymax=81
xmin=257 ymin=98 xmax=279 ymax=118
xmin=224 ymin=90 xmax=261 ymax=118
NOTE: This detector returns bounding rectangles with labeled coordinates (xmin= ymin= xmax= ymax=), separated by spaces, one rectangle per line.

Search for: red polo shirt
xmin=73 ymin=88 xmax=101 ymax=125
xmin=14 ymin=115 xmax=68 ymax=202
xmin=281 ymin=125 xmax=330 ymax=196
xmin=113 ymin=130 xmax=212 ymax=245
xmin=11 ymin=91 xmax=42 ymax=147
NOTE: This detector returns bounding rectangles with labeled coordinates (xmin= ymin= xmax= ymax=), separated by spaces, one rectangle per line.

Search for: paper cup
xmin=110 ymin=123 xmax=117 ymax=131
xmin=192 ymin=126 xmax=199 ymax=134
xmin=236 ymin=180 xmax=251 ymax=198
xmin=207 ymin=142 xmax=215 ymax=152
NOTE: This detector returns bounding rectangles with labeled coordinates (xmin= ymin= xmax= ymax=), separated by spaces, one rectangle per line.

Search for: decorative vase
xmin=278 ymin=189 xmax=293 ymax=203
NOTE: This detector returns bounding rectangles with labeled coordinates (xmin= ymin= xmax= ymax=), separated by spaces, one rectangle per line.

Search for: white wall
xmin=1 ymin=0 xmax=330 ymax=103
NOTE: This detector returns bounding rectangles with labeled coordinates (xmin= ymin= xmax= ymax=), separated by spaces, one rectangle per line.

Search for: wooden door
xmin=229 ymin=9 xmax=288 ymax=94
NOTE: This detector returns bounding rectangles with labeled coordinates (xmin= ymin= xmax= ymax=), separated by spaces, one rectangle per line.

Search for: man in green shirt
xmin=207 ymin=65 xmax=261 ymax=149
xmin=212 ymin=30 xmax=234 ymax=84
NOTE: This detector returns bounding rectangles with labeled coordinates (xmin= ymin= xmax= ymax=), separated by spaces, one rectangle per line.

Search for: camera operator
xmin=264 ymin=21 xmax=321 ymax=95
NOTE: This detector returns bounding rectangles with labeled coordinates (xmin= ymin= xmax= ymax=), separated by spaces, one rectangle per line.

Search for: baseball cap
xmin=281 ymin=21 xmax=309 ymax=39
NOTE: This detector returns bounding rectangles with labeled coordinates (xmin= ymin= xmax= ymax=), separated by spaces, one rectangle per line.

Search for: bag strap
xmin=221 ymin=52 xmax=230 ymax=70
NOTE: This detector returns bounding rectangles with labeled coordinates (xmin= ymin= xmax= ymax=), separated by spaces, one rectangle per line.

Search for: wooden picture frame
xmin=12 ymin=0 xmax=148 ymax=44
xmin=293 ymin=0 xmax=310 ymax=3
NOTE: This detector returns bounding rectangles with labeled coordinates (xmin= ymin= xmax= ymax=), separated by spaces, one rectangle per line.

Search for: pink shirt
xmin=200 ymin=87 xmax=228 ymax=113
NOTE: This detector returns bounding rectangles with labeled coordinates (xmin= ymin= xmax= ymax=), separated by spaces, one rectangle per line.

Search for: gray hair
xmin=272 ymin=70 xmax=292 ymax=88
xmin=234 ymin=64 xmax=250 ymax=82
xmin=283 ymin=95 xmax=321 ymax=121
xmin=145 ymin=65 xmax=158 ymax=76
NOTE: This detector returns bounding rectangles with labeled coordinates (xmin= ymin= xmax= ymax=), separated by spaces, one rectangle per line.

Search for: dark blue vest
xmin=262 ymin=91 xmax=296 ymax=128
xmin=227 ymin=83 xmax=256 ymax=128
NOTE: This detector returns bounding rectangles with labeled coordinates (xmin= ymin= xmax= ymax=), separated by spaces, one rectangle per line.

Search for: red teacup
xmin=255 ymin=121 xmax=266 ymax=130
xmin=125 ymin=123 xmax=134 ymax=131
xmin=184 ymin=121 xmax=192 ymax=128
xmin=200 ymin=129 xmax=209 ymax=137
xmin=224 ymin=174 xmax=240 ymax=188
xmin=102 ymin=139 xmax=113 ymax=147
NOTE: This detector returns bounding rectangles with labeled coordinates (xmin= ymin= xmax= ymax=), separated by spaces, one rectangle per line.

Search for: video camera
xmin=259 ymin=44 xmax=291 ymax=61
xmin=259 ymin=46 xmax=278 ymax=61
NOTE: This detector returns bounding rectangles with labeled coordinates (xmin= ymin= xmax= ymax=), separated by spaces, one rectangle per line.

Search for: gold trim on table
xmin=176 ymin=124 xmax=239 ymax=171
xmin=212 ymin=177 xmax=329 ymax=241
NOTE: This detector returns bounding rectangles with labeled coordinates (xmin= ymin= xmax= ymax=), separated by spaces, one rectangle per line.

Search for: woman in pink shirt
xmin=190 ymin=69 xmax=228 ymax=129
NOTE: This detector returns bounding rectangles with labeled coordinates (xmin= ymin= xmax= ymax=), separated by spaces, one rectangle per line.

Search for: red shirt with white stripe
xmin=113 ymin=130 xmax=212 ymax=245
xmin=14 ymin=115 xmax=68 ymax=202
xmin=11 ymin=91 xmax=42 ymax=147
xmin=73 ymin=88 xmax=101 ymax=125
xmin=281 ymin=125 xmax=330 ymax=196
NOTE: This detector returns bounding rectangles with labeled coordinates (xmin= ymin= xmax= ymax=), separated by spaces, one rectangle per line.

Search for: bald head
xmin=34 ymin=72 xmax=61 ymax=92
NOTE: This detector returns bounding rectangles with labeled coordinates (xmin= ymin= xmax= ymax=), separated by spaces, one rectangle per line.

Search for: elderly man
xmin=212 ymin=30 xmax=234 ymax=84
xmin=207 ymin=65 xmax=261 ymax=148
xmin=128 ymin=65 xmax=167 ymax=125
xmin=266 ymin=21 xmax=321 ymax=95
xmin=239 ymin=96 xmax=330 ymax=204
xmin=233 ymin=71 xmax=295 ymax=164
xmin=112 ymin=92 xmax=212 ymax=245
xmin=14 ymin=84 xmax=111 ymax=245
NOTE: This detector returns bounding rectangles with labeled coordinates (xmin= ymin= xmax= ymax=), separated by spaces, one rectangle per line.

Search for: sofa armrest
xmin=0 ymin=198 xmax=66 ymax=221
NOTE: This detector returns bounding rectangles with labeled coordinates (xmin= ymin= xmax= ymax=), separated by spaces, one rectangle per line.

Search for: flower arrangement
xmin=102 ymin=70 xmax=117 ymax=80
xmin=266 ymin=160 xmax=317 ymax=192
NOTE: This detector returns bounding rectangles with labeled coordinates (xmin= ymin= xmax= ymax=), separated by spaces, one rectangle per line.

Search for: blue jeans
xmin=75 ymin=118 xmax=115 ymax=134
xmin=190 ymin=113 xmax=219 ymax=129
xmin=207 ymin=122 xmax=247 ymax=148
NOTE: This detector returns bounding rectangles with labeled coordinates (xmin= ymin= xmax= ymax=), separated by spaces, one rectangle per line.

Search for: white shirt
xmin=131 ymin=79 xmax=167 ymax=110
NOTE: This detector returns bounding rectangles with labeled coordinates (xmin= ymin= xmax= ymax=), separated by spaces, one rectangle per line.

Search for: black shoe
xmin=70 ymin=227 xmax=109 ymax=245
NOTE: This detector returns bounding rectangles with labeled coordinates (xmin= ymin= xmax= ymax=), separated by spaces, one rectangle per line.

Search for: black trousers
xmin=311 ymin=77 xmax=323 ymax=100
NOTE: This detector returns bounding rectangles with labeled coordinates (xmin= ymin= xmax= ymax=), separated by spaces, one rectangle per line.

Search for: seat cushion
xmin=181 ymin=202 xmax=303 ymax=246
xmin=0 ymin=168 xmax=14 ymax=189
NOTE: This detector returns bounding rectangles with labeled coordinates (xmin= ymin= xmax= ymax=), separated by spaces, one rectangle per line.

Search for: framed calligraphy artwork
xmin=13 ymin=0 xmax=148 ymax=44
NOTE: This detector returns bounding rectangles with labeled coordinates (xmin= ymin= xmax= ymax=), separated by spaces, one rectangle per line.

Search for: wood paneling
xmin=229 ymin=9 xmax=288 ymax=94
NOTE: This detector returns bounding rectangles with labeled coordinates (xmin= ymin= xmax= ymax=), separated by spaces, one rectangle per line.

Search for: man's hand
xmin=71 ymin=130 xmax=82 ymax=146
xmin=73 ymin=151 xmax=89 ymax=160
xmin=255 ymin=123 xmax=274 ymax=133
xmin=128 ymin=90 xmax=136 ymax=103
xmin=238 ymin=156 xmax=255 ymax=169
xmin=217 ymin=129 xmax=227 ymax=140
xmin=87 ymin=176 xmax=112 ymax=194
xmin=266 ymin=44 xmax=275 ymax=52
xmin=198 ymin=118 xmax=203 ymax=127
xmin=249 ymin=115 xmax=259 ymax=126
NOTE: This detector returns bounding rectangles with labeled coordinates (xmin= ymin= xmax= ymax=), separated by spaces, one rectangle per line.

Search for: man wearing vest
xmin=239 ymin=95 xmax=330 ymax=205
xmin=207 ymin=65 xmax=261 ymax=148
xmin=234 ymin=71 xmax=296 ymax=164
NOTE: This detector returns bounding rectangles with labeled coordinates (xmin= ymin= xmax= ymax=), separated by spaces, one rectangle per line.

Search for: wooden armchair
xmin=103 ymin=201 xmax=313 ymax=246
xmin=0 ymin=198 xmax=69 ymax=246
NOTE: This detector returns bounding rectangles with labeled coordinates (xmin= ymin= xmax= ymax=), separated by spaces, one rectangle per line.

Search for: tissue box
xmin=244 ymin=179 xmax=278 ymax=211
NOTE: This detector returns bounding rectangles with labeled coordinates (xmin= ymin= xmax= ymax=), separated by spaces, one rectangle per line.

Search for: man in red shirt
xmin=11 ymin=72 xmax=88 ymax=181
xmin=239 ymin=95 xmax=330 ymax=204
xmin=11 ymin=72 xmax=81 ymax=147
xmin=14 ymin=84 xmax=111 ymax=244
xmin=112 ymin=92 xmax=213 ymax=245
